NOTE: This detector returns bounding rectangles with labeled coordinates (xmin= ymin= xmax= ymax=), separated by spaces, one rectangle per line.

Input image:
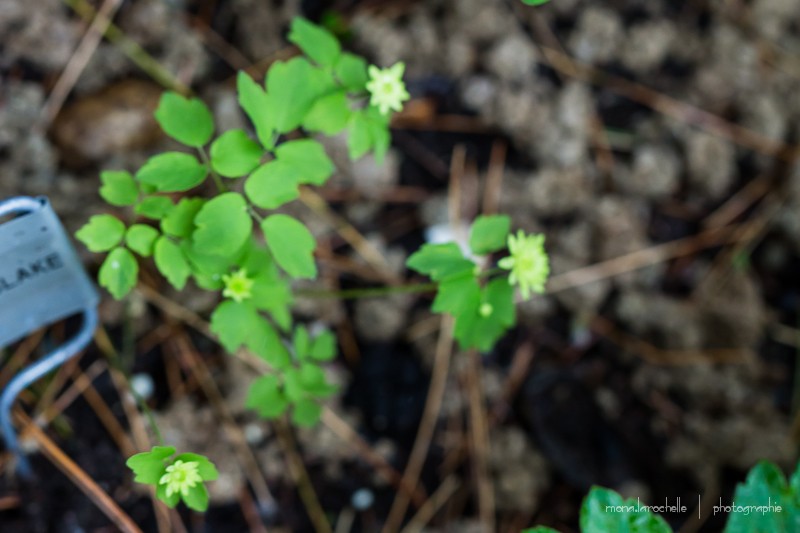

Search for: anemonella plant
xmin=76 ymin=17 xmax=550 ymax=511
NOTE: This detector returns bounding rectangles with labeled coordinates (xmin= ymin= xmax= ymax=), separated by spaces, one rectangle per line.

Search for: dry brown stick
xmin=32 ymin=351 xmax=85 ymax=422
xmin=94 ymin=328 xmax=154 ymax=452
xmin=448 ymin=145 xmax=467 ymax=234
xmin=15 ymin=410 xmax=143 ymax=533
xmin=39 ymin=0 xmax=123 ymax=128
xmin=482 ymin=141 xmax=508 ymax=217
xmin=537 ymin=44 xmax=796 ymax=161
xmin=401 ymin=476 xmax=461 ymax=533
xmin=521 ymin=5 xmax=616 ymax=177
xmin=189 ymin=15 xmax=251 ymax=71
xmin=545 ymin=224 xmax=742 ymax=294
xmin=702 ymin=175 xmax=773 ymax=229
xmin=275 ymin=419 xmax=332 ymax=533
xmin=62 ymin=0 xmax=189 ymax=94
xmin=169 ymin=333 xmax=276 ymax=514
xmin=490 ymin=341 xmax=536 ymax=425
xmin=0 ymin=330 xmax=44 ymax=389
xmin=239 ymin=485 xmax=269 ymax=533
xmin=695 ymin=192 xmax=785 ymax=298
xmin=321 ymin=407 xmax=427 ymax=506
xmin=0 ymin=495 xmax=21 ymax=511
xmin=464 ymin=350 xmax=495 ymax=532
xmin=384 ymin=315 xmax=454 ymax=532
xmin=36 ymin=360 xmax=108 ymax=427
xmin=94 ymin=327 xmax=176 ymax=533
xmin=300 ymin=188 xmax=400 ymax=283
xmin=137 ymin=284 xmax=423 ymax=505
xmin=590 ymin=315 xmax=751 ymax=365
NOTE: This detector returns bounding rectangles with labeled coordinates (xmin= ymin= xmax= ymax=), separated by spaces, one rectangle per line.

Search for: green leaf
xmin=126 ymin=446 xmax=175 ymax=484
xmin=210 ymin=300 xmax=258 ymax=353
xmin=210 ymin=129 xmax=263 ymax=178
xmin=237 ymin=71 xmax=275 ymax=149
xmin=521 ymin=0 xmax=550 ymax=5
xmin=284 ymin=368 xmax=305 ymax=402
xmin=522 ymin=528 xmax=561 ymax=533
xmin=161 ymin=198 xmax=204 ymax=238
xmin=335 ymin=53 xmax=368 ymax=91
xmin=76 ymin=214 xmax=126 ymax=252
xmin=99 ymin=247 xmax=138 ymax=299
xmin=99 ymin=170 xmax=138 ymax=206
xmin=288 ymin=17 xmax=341 ymax=67
xmin=432 ymin=272 xmax=481 ymax=316
xmin=469 ymin=215 xmax=511 ymax=255
xmin=309 ymin=330 xmax=336 ymax=361
xmin=156 ymin=482 xmax=181 ymax=508
xmin=173 ymin=453 xmax=219 ymax=481
xmin=154 ymin=236 xmax=191 ymax=290
xmin=299 ymin=362 xmax=333 ymax=396
xmin=347 ymin=111 xmax=372 ymax=160
xmin=246 ymin=375 xmax=289 ymax=418
xmin=125 ymin=224 xmax=159 ymax=257
xmin=292 ymin=398 xmax=322 ymax=427
xmin=580 ymin=486 xmax=672 ymax=533
xmin=406 ymin=243 xmax=475 ymax=281
xmin=181 ymin=238 xmax=247 ymax=277
xmin=193 ymin=192 xmax=252 ymax=257
xmin=242 ymin=244 xmax=294 ymax=330
xmin=369 ymin=115 xmax=390 ymax=164
xmin=275 ymin=139 xmax=335 ymax=185
xmin=210 ymin=301 xmax=290 ymax=367
xmin=181 ymin=484 xmax=210 ymax=512
xmin=261 ymin=214 xmax=317 ymax=279
xmin=247 ymin=315 xmax=291 ymax=368
xmin=244 ymin=161 xmax=299 ymax=209
xmin=453 ymin=277 xmax=516 ymax=352
xmin=265 ymin=57 xmax=334 ymax=133
xmin=135 ymin=196 xmax=174 ymax=220
xmin=154 ymin=92 xmax=214 ymax=147
xmin=293 ymin=326 xmax=311 ymax=359
xmin=303 ymin=90 xmax=352 ymax=135
xmin=136 ymin=152 xmax=208 ymax=193
xmin=724 ymin=461 xmax=799 ymax=533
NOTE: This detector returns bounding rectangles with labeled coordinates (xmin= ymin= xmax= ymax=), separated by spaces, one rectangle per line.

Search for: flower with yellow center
xmin=222 ymin=268 xmax=254 ymax=303
xmin=366 ymin=62 xmax=410 ymax=115
xmin=497 ymin=231 xmax=550 ymax=300
xmin=159 ymin=460 xmax=203 ymax=498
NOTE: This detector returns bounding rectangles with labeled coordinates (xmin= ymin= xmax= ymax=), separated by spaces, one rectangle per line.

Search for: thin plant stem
xmin=295 ymin=282 xmax=436 ymax=300
xmin=198 ymin=147 xmax=226 ymax=193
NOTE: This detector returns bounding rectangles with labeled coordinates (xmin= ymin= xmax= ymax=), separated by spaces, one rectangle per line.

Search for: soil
xmin=2 ymin=0 xmax=800 ymax=532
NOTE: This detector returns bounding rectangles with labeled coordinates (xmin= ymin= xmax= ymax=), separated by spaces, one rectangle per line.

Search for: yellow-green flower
xmin=498 ymin=231 xmax=550 ymax=300
xmin=222 ymin=268 xmax=254 ymax=303
xmin=366 ymin=62 xmax=410 ymax=115
xmin=159 ymin=460 xmax=203 ymax=498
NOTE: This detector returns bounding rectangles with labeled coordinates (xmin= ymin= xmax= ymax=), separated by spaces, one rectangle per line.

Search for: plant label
xmin=0 ymin=198 xmax=99 ymax=347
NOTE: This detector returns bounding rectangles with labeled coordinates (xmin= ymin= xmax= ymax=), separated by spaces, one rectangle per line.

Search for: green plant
xmin=525 ymin=459 xmax=800 ymax=533
xmin=126 ymin=446 xmax=219 ymax=512
xmin=77 ymin=16 xmax=550 ymax=511
xmin=407 ymin=216 xmax=549 ymax=351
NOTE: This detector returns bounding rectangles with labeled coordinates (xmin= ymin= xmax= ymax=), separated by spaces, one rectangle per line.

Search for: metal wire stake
xmin=0 ymin=196 xmax=99 ymax=478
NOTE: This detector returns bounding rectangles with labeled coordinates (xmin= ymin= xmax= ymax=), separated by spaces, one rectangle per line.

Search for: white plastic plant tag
xmin=0 ymin=198 xmax=99 ymax=347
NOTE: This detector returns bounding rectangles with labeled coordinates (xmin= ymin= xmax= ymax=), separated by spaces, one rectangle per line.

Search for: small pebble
xmin=351 ymin=488 xmax=375 ymax=511
xmin=130 ymin=373 xmax=155 ymax=401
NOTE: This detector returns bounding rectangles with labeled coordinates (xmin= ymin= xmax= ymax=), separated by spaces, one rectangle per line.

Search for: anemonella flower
xmin=498 ymin=231 xmax=550 ymax=300
xmin=366 ymin=62 xmax=410 ymax=115
xmin=222 ymin=268 xmax=254 ymax=303
xmin=159 ymin=460 xmax=203 ymax=497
